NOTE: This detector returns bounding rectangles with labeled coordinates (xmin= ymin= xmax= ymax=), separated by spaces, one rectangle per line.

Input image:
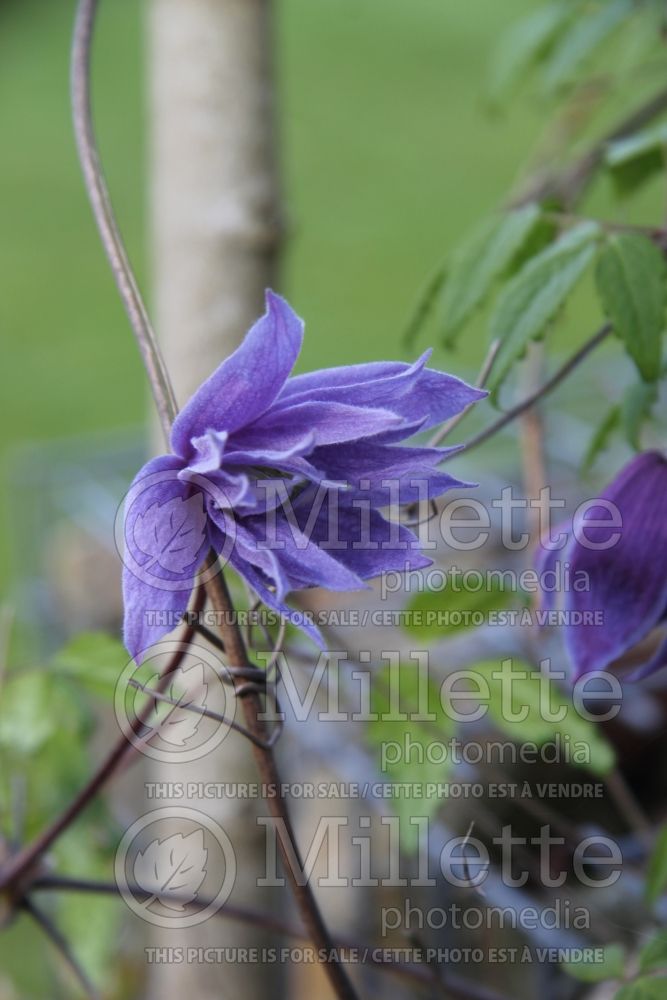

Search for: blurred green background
xmin=2 ymin=2 xmax=667 ymax=997
xmin=0 ymin=0 xmax=542 ymax=590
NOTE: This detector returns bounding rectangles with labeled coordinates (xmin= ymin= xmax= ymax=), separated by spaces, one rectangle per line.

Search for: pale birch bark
xmin=147 ymin=2 xmax=282 ymax=997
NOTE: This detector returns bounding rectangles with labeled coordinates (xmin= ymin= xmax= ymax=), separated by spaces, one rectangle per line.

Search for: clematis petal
xmin=308 ymin=440 xmax=470 ymax=503
xmin=121 ymin=454 xmax=207 ymax=660
xmin=275 ymin=352 xmax=485 ymax=429
xmin=225 ymin=450 xmax=339 ymax=503
xmin=233 ymin=400 xmax=405 ymax=451
xmin=278 ymin=358 xmax=415 ymax=396
xmin=563 ymin=452 xmax=667 ymax=679
xmin=170 ymin=290 xmax=304 ymax=460
xmin=310 ymin=441 xmax=453 ymax=474
xmin=186 ymin=430 xmax=229 ymax=474
xmin=179 ymin=465 xmax=256 ymax=511
xmin=210 ymin=507 xmax=367 ymax=598
xmin=183 ymin=431 xmax=328 ymax=513
xmin=122 ymin=454 xmax=209 ymax=581
xmin=227 ymin=552 xmax=325 ymax=646
xmin=123 ymin=571 xmax=192 ymax=664
xmin=291 ymin=486 xmax=433 ymax=579
xmin=627 ymin=629 xmax=667 ymax=681
xmin=224 ymin=432 xmax=326 ymax=486
xmin=534 ymin=521 xmax=573 ymax=613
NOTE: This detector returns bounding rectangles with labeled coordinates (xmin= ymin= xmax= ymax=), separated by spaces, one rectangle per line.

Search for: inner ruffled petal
xmin=234 ymin=400 xmax=405 ymax=451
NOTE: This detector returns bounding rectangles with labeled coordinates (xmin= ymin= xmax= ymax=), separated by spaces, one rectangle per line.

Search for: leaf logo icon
xmin=133 ymin=493 xmax=207 ymax=575
xmin=133 ymin=830 xmax=208 ymax=910
xmin=141 ymin=662 xmax=209 ymax=748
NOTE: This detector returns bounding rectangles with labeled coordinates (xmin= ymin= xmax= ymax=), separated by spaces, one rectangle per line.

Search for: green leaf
xmin=404 ymin=581 xmax=513 ymax=642
xmin=506 ymin=214 xmax=559 ymax=276
xmin=441 ymin=204 xmax=541 ymax=345
xmin=52 ymin=631 xmax=130 ymax=700
xmin=615 ymin=977 xmax=667 ymax=1000
xmin=582 ymin=404 xmax=620 ymax=473
xmin=639 ymin=929 xmax=667 ymax=975
xmin=367 ymin=661 xmax=456 ymax=852
xmin=0 ymin=668 xmax=98 ymax=843
xmin=402 ymin=262 xmax=448 ymax=347
xmin=646 ymin=825 xmax=667 ymax=906
xmin=606 ymin=122 xmax=667 ymax=169
xmin=622 ymin=380 xmax=657 ymax=450
xmin=542 ymin=0 xmax=635 ymax=94
xmin=486 ymin=3 xmax=572 ymax=105
xmin=56 ymin=828 xmax=121 ymax=994
xmin=595 ymin=234 xmax=666 ymax=382
xmin=487 ymin=222 xmax=600 ymax=397
xmin=477 ymin=660 xmax=616 ymax=776
xmin=608 ymin=149 xmax=665 ymax=198
xmin=562 ymin=942 xmax=625 ymax=983
xmin=0 ymin=671 xmax=55 ymax=755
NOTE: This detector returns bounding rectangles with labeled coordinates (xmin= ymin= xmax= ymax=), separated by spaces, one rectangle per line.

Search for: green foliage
xmin=476 ymin=660 xmax=616 ymax=776
xmin=487 ymin=222 xmax=601 ymax=398
xmin=402 ymin=262 xmax=448 ymax=348
xmin=488 ymin=0 xmax=660 ymax=104
xmin=366 ymin=661 xmax=455 ymax=852
xmin=486 ymin=3 xmax=572 ymax=105
xmin=607 ymin=123 xmax=667 ymax=168
xmin=639 ymin=929 xmax=667 ymax=975
xmin=645 ymin=825 xmax=667 ymax=906
xmin=404 ymin=580 xmax=513 ymax=642
xmin=622 ymin=379 xmax=658 ymax=450
xmin=582 ymin=403 xmax=621 ymax=472
xmin=0 ymin=667 xmax=93 ymax=835
xmin=583 ymin=357 xmax=659 ymax=473
xmin=0 ymin=671 xmax=56 ymax=756
xmin=440 ymin=204 xmax=541 ymax=345
xmin=615 ymin=978 xmax=667 ymax=1000
xmin=606 ymin=122 xmax=667 ymax=196
xmin=562 ymin=942 xmax=625 ymax=983
xmin=52 ymin=631 xmax=130 ymax=700
xmin=55 ymin=829 xmax=121 ymax=996
xmin=0 ymin=648 xmax=119 ymax=992
xmin=595 ymin=234 xmax=666 ymax=382
xmin=541 ymin=0 xmax=635 ymax=95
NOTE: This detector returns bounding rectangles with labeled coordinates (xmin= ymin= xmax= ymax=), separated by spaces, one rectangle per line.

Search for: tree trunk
xmin=147 ymin=2 xmax=282 ymax=997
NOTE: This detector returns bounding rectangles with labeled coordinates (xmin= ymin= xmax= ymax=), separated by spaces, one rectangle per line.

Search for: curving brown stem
xmin=202 ymin=567 xmax=360 ymax=1000
xmin=71 ymin=0 xmax=177 ymax=440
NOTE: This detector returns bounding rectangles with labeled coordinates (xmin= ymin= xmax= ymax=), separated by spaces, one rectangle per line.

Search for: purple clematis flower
xmin=536 ymin=450 xmax=667 ymax=681
xmin=121 ymin=290 xmax=484 ymax=660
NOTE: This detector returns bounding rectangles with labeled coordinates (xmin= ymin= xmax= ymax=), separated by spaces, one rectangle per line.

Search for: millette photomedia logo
xmin=114 ymin=807 xmax=237 ymax=928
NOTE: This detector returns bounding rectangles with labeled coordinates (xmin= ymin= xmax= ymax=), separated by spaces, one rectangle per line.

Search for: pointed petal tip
xmin=265 ymin=288 xmax=304 ymax=328
xmin=264 ymin=287 xmax=282 ymax=310
xmin=456 ymin=381 xmax=488 ymax=403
